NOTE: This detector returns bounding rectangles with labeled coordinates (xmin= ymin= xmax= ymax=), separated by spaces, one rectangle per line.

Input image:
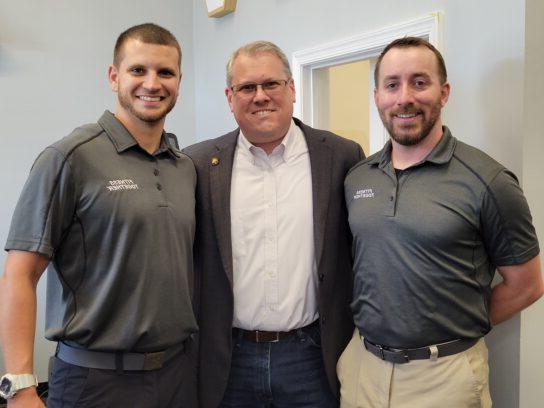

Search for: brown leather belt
xmin=363 ymin=337 xmax=479 ymax=364
xmin=234 ymin=320 xmax=319 ymax=343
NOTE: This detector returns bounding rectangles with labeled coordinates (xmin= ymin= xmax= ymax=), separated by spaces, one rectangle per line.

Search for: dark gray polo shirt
xmin=345 ymin=127 xmax=539 ymax=348
xmin=6 ymin=111 xmax=198 ymax=352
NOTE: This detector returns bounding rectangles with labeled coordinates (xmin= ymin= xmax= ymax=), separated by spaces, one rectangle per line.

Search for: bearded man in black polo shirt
xmin=341 ymin=37 xmax=543 ymax=407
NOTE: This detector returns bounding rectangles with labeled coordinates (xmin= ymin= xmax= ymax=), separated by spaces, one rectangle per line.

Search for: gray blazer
xmin=184 ymin=118 xmax=364 ymax=408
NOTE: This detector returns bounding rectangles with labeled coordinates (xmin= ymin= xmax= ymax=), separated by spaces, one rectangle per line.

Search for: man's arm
xmin=0 ymin=250 xmax=49 ymax=407
xmin=489 ymin=254 xmax=543 ymax=325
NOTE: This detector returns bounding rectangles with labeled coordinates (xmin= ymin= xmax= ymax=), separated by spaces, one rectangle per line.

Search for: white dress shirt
xmin=230 ymin=120 xmax=318 ymax=331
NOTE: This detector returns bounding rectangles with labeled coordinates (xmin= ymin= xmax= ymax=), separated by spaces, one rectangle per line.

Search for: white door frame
xmin=292 ymin=13 xmax=443 ymax=154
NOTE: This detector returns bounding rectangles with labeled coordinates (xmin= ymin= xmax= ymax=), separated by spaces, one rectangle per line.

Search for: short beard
xmin=381 ymin=103 xmax=441 ymax=147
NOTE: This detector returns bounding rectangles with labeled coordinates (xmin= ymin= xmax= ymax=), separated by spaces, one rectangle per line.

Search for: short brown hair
xmin=374 ymin=37 xmax=447 ymax=85
xmin=226 ymin=41 xmax=292 ymax=87
xmin=113 ymin=23 xmax=182 ymax=67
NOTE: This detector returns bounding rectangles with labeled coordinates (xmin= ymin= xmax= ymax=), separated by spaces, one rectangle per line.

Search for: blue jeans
xmin=220 ymin=323 xmax=338 ymax=408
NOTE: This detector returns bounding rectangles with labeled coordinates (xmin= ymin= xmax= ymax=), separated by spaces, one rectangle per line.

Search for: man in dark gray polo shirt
xmin=340 ymin=37 xmax=543 ymax=407
xmin=0 ymin=23 xmax=197 ymax=408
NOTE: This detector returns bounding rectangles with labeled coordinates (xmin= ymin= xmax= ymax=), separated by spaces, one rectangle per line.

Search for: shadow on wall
xmin=0 ymin=45 xmax=3 ymax=73
xmin=0 ymin=44 xmax=22 ymax=77
xmin=0 ymin=17 xmax=11 ymax=75
xmin=0 ymin=30 xmax=7 ymax=74
xmin=482 ymin=58 xmax=524 ymax=408
xmin=479 ymin=57 xmax=524 ymax=174
xmin=487 ymin=316 xmax=520 ymax=408
xmin=0 ymin=15 xmax=44 ymax=77
xmin=0 ymin=45 xmax=15 ymax=76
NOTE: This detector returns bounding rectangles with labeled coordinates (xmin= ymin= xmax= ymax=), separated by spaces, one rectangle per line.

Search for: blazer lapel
xmin=298 ymin=120 xmax=332 ymax=271
xmin=209 ymin=130 xmax=238 ymax=287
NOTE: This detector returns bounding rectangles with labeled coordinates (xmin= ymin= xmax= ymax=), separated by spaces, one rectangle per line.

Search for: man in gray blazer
xmin=184 ymin=41 xmax=364 ymax=408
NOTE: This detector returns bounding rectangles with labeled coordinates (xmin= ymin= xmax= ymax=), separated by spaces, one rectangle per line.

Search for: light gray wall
xmin=521 ymin=0 xmax=544 ymax=407
xmin=0 ymin=0 xmax=195 ymax=380
xmin=193 ymin=0 xmax=525 ymax=170
xmin=1 ymin=1 xmax=541 ymax=405
xmin=192 ymin=0 xmax=533 ymax=407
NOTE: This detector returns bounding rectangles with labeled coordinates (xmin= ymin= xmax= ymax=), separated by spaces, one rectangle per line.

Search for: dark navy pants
xmin=47 ymin=343 xmax=197 ymax=408
xmin=220 ymin=323 xmax=338 ymax=408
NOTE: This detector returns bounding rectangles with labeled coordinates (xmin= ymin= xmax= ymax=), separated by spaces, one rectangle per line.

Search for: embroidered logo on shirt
xmin=353 ymin=188 xmax=374 ymax=199
xmin=106 ymin=179 xmax=139 ymax=191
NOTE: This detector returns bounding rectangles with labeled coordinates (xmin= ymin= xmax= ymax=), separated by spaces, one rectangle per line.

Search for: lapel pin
xmin=211 ymin=157 xmax=220 ymax=166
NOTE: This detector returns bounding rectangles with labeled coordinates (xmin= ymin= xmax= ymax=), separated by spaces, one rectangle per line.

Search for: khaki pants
xmin=337 ymin=330 xmax=492 ymax=408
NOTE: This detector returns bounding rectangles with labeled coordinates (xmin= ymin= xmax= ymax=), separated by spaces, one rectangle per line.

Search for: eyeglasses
xmin=230 ymin=79 xmax=291 ymax=96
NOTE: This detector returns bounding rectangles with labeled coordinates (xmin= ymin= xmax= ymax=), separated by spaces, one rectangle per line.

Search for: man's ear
xmin=289 ymin=79 xmax=296 ymax=104
xmin=440 ymin=82 xmax=451 ymax=107
xmin=108 ymin=65 xmax=119 ymax=92
xmin=177 ymin=72 xmax=183 ymax=90
xmin=226 ymin=87 xmax=234 ymax=113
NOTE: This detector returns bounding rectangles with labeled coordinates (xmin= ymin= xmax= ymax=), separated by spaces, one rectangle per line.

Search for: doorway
xmin=292 ymin=13 xmax=442 ymax=155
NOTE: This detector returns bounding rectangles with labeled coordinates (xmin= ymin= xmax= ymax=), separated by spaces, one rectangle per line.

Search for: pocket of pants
xmin=47 ymin=357 xmax=91 ymax=408
xmin=301 ymin=325 xmax=322 ymax=348
xmin=336 ymin=331 xmax=362 ymax=408
xmin=336 ymin=344 xmax=347 ymax=380
xmin=461 ymin=340 xmax=489 ymax=404
xmin=73 ymin=368 xmax=107 ymax=408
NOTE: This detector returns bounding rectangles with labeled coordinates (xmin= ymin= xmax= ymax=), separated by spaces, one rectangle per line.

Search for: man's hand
xmin=7 ymin=386 xmax=45 ymax=408
xmin=0 ymin=251 xmax=49 ymax=407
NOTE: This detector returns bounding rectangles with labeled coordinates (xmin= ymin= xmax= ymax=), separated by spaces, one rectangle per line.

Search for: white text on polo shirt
xmin=106 ymin=179 xmax=139 ymax=191
xmin=354 ymin=188 xmax=374 ymax=199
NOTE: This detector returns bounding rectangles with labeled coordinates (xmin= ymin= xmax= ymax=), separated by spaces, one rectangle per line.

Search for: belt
xmin=234 ymin=320 xmax=319 ymax=343
xmin=363 ymin=337 xmax=479 ymax=364
xmin=56 ymin=341 xmax=185 ymax=371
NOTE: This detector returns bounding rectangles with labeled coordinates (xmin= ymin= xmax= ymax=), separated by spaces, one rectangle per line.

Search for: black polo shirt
xmin=6 ymin=111 xmax=198 ymax=352
xmin=345 ymin=127 xmax=539 ymax=348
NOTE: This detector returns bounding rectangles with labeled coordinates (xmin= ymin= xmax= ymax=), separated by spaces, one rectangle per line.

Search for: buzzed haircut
xmin=226 ymin=40 xmax=292 ymax=87
xmin=113 ymin=23 xmax=182 ymax=67
xmin=374 ymin=36 xmax=447 ymax=85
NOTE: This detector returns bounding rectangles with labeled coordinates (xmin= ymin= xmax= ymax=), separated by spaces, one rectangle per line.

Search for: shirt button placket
xmin=154 ymin=166 xmax=162 ymax=191
xmin=263 ymin=163 xmax=278 ymax=311
xmin=384 ymin=187 xmax=397 ymax=217
xmin=152 ymin=158 xmax=167 ymax=205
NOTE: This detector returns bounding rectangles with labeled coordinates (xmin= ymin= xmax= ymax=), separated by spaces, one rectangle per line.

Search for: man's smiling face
xmin=374 ymin=46 xmax=450 ymax=147
xmin=109 ymin=38 xmax=181 ymax=128
xmin=226 ymin=52 xmax=295 ymax=151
